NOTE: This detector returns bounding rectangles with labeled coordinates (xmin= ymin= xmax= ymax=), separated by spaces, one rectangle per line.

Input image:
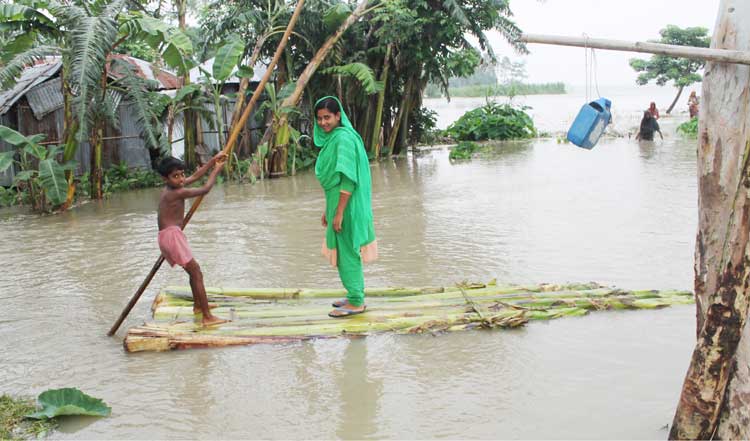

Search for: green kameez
xmin=314 ymin=96 xmax=377 ymax=307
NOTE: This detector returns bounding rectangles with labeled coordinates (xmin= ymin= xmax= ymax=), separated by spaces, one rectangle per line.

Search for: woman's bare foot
xmin=201 ymin=315 xmax=230 ymax=327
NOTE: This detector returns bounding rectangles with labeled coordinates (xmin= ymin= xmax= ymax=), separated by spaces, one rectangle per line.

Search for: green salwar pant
xmin=336 ymin=229 xmax=365 ymax=306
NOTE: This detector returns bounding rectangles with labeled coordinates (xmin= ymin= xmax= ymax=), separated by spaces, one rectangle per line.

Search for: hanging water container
xmin=567 ymin=98 xmax=612 ymax=149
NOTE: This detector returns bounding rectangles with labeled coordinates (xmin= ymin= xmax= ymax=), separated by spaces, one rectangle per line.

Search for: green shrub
xmin=677 ymin=117 xmax=698 ymax=138
xmin=446 ymin=102 xmax=536 ymax=141
xmin=408 ymin=107 xmax=439 ymax=145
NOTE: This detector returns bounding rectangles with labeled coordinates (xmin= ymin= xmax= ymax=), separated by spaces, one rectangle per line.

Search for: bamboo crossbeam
xmin=519 ymin=34 xmax=750 ymax=66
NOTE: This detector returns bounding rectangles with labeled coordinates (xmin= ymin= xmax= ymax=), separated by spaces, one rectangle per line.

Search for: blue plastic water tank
xmin=566 ymin=98 xmax=612 ymax=149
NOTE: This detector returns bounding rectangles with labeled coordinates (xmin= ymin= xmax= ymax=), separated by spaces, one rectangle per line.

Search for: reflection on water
xmin=1 ymin=129 xmax=697 ymax=439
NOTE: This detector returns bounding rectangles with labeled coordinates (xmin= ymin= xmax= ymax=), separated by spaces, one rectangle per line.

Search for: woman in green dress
xmin=314 ymin=96 xmax=378 ymax=318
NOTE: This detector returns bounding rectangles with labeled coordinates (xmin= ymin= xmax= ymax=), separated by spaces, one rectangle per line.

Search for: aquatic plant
xmin=446 ymin=102 xmax=536 ymax=141
xmin=677 ymin=117 xmax=698 ymax=138
xmin=449 ymin=141 xmax=482 ymax=160
xmin=0 ymin=395 xmax=57 ymax=440
xmin=26 ymin=388 xmax=111 ymax=420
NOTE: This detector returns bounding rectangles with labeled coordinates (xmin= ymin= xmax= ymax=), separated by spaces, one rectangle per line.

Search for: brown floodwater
xmin=2 ymin=111 xmax=698 ymax=438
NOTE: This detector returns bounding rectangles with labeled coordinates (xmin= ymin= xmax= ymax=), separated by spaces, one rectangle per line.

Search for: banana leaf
xmin=26 ymin=388 xmax=111 ymax=419
xmin=38 ymin=158 xmax=66 ymax=205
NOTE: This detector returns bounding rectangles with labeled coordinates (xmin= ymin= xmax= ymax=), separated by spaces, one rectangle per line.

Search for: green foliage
xmin=79 ymin=162 xmax=162 ymax=198
xmin=408 ymin=107 xmax=438 ymax=144
xmin=26 ymin=388 xmax=111 ymax=419
xmin=629 ymin=25 xmax=710 ymax=88
xmin=446 ymin=102 xmax=536 ymax=141
xmin=212 ymin=35 xmax=244 ymax=81
xmin=677 ymin=117 xmax=698 ymax=138
xmin=1 ymin=394 xmax=58 ymax=440
xmin=449 ymin=141 xmax=481 ymax=160
xmin=0 ymin=126 xmax=74 ymax=209
xmin=321 ymin=63 xmax=383 ymax=94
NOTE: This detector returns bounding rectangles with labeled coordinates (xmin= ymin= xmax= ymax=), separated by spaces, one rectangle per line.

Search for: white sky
xmin=490 ymin=0 xmax=722 ymax=86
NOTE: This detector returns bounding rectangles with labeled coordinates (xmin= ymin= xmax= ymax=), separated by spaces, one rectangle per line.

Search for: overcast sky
xmin=489 ymin=0 xmax=721 ymax=86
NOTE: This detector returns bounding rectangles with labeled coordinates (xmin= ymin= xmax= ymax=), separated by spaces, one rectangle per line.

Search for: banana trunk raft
xmin=123 ymin=282 xmax=694 ymax=352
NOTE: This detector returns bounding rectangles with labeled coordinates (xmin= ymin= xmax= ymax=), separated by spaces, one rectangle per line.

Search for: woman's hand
xmin=333 ymin=213 xmax=343 ymax=232
xmin=321 ymin=212 xmax=327 ymax=227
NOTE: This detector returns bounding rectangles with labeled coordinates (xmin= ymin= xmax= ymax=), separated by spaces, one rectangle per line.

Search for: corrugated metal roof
xmin=0 ymin=61 xmax=62 ymax=116
xmin=109 ymin=54 xmax=181 ymax=90
xmin=26 ymin=77 xmax=64 ymax=119
xmin=189 ymin=58 xmax=268 ymax=84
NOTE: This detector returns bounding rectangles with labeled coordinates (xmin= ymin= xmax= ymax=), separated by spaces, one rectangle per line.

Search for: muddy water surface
xmin=1 ymin=94 xmax=698 ymax=439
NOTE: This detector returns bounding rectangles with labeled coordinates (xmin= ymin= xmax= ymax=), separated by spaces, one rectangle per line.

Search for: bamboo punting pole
xmin=519 ymin=34 xmax=750 ymax=66
xmin=107 ymin=0 xmax=307 ymax=337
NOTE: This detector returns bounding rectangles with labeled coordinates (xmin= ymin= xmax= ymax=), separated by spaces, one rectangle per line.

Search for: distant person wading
xmin=313 ymin=96 xmax=378 ymax=318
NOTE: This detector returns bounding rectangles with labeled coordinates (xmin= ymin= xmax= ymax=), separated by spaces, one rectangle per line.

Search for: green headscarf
xmin=314 ymin=96 xmax=376 ymax=252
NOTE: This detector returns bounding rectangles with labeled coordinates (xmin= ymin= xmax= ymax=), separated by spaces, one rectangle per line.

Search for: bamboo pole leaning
xmin=107 ymin=0 xmax=307 ymax=337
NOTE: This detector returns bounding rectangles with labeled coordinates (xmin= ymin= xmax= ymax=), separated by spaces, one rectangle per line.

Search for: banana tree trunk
xmin=89 ymin=121 xmax=104 ymax=200
xmin=61 ymin=66 xmax=78 ymax=210
xmin=670 ymin=1 xmax=750 ymax=439
xmin=266 ymin=0 xmax=376 ymax=176
xmin=176 ymin=0 xmax=196 ymax=169
xmin=386 ymin=73 xmax=414 ymax=155
xmin=371 ymin=44 xmax=392 ymax=158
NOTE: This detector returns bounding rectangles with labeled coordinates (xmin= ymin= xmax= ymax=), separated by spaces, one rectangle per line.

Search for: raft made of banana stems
xmin=123 ymin=282 xmax=694 ymax=352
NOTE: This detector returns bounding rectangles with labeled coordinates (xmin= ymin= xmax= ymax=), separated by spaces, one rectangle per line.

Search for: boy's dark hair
xmin=157 ymin=157 xmax=185 ymax=177
xmin=314 ymin=97 xmax=341 ymax=115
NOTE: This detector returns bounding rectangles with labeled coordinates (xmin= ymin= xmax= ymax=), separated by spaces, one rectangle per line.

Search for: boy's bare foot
xmin=201 ymin=315 xmax=230 ymax=327
xmin=193 ymin=303 xmax=219 ymax=314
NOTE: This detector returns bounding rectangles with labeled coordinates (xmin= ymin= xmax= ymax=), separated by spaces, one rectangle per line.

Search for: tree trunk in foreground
xmin=670 ymin=1 xmax=750 ymax=439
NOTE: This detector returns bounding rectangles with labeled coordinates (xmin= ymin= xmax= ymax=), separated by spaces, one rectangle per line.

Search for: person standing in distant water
xmin=636 ymin=110 xmax=663 ymax=141
xmin=313 ymin=96 xmax=378 ymax=318
xmin=688 ymin=91 xmax=700 ymax=118
xmin=648 ymin=102 xmax=660 ymax=120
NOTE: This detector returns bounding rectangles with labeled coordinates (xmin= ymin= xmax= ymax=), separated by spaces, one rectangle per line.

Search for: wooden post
xmin=519 ymin=33 xmax=750 ymax=65
xmin=670 ymin=1 xmax=750 ymax=439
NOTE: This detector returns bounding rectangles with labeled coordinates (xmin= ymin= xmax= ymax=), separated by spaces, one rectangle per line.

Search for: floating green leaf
xmin=26 ymin=388 xmax=111 ymax=419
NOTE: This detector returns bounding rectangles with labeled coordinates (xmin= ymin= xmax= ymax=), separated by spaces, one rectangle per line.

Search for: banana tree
xmin=0 ymin=126 xmax=76 ymax=212
xmin=262 ymin=0 xmax=381 ymax=176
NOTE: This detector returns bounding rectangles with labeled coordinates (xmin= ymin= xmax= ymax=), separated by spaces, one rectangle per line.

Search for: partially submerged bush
xmin=446 ymin=102 xmax=536 ymax=141
xmin=449 ymin=141 xmax=482 ymax=160
xmin=677 ymin=117 xmax=698 ymax=138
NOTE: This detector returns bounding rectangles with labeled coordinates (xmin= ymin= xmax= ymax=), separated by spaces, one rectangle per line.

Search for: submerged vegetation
xmin=1 ymin=389 xmax=110 ymax=439
xmin=446 ymin=102 xmax=536 ymax=142
xmin=0 ymin=395 xmax=57 ymax=440
xmin=677 ymin=117 xmax=699 ymax=138
xmin=449 ymin=141 xmax=482 ymax=160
